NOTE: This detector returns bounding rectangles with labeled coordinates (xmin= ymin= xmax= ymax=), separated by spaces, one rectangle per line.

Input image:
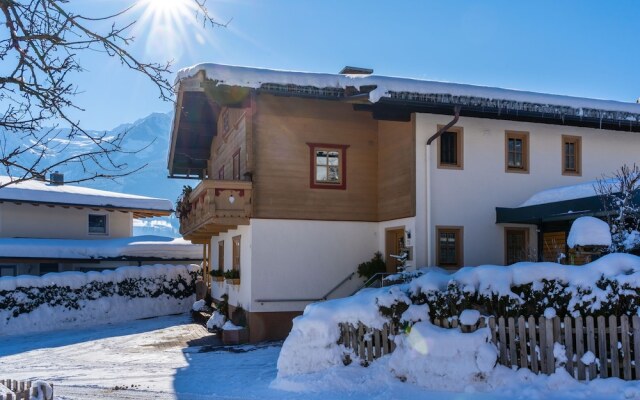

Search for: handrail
xmin=255 ymin=272 xmax=356 ymax=303
xmin=351 ymin=272 xmax=392 ymax=295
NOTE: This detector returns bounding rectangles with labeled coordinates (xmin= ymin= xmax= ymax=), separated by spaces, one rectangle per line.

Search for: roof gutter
xmin=426 ymin=105 xmax=461 ymax=146
xmin=424 ymin=105 xmax=461 ymax=266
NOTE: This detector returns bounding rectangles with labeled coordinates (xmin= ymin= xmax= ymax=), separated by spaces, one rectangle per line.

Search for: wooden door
xmin=385 ymin=228 xmax=405 ymax=273
xmin=543 ymin=231 xmax=566 ymax=263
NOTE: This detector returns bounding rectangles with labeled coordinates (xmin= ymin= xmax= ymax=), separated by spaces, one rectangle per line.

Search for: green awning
xmin=495 ymin=195 xmax=611 ymax=224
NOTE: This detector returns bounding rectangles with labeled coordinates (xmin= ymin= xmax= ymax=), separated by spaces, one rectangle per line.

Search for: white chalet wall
xmin=415 ymin=113 xmax=640 ymax=267
xmin=250 ymin=219 xmax=378 ymax=312
xmin=210 ymin=219 xmax=379 ymax=313
xmin=0 ymin=203 xmax=132 ymax=239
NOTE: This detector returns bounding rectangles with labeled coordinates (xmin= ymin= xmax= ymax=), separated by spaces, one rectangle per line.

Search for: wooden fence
xmin=338 ymin=315 xmax=640 ymax=380
xmin=0 ymin=379 xmax=53 ymax=400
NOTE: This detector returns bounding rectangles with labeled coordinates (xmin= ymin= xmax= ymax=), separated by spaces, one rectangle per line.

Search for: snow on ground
xmin=2 ymin=314 xmax=640 ymax=399
xmin=0 ymin=235 xmax=201 ymax=260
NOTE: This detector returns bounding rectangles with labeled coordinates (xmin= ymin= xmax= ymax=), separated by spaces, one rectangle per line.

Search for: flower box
xmin=226 ymin=278 xmax=241 ymax=285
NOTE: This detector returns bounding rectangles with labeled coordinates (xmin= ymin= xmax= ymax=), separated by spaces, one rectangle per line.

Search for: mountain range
xmin=1 ymin=112 xmax=195 ymax=237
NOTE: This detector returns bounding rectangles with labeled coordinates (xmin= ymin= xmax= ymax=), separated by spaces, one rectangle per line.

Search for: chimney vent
xmin=339 ymin=66 xmax=373 ymax=75
xmin=50 ymin=172 xmax=64 ymax=185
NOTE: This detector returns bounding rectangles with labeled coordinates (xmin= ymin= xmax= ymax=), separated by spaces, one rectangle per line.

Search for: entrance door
xmin=385 ymin=228 xmax=405 ymax=273
xmin=543 ymin=231 xmax=566 ymax=263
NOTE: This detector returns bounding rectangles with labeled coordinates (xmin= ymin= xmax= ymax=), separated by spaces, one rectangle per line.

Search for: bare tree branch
xmin=0 ymin=0 xmax=225 ymax=186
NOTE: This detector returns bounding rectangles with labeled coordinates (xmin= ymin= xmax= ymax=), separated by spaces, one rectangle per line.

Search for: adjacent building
xmin=169 ymin=63 xmax=640 ymax=341
xmin=0 ymin=175 xmax=202 ymax=276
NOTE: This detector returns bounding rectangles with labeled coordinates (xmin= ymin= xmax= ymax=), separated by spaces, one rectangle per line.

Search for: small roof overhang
xmin=496 ymin=191 xmax=640 ymax=224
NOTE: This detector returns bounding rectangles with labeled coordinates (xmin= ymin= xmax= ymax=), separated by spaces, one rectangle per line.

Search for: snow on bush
xmin=388 ymin=321 xmax=497 ymax=390
xmin=567 ymin=216 xmax=612 ymax=249
xmin=0 ymin=264 xmax=200 ymax=336
xmin=206 ymin=311 xmax=226 ymax=330
xmin=277 ymin=253 xmax=640 ymax=388
xmin=192 ymin=299 xmax=206 ymax=312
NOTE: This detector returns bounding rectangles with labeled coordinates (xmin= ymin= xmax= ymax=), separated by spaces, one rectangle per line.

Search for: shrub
xmin=357 ymin=252 xmax=387 ymax=281
xmin=210 ymin=269 xmax=224 ymax=277
xmin=224 ymin=269 xmax=240 ymax=279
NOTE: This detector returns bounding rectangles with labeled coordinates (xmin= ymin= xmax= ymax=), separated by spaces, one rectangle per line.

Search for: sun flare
xmin=134 ymin=0 xmax=211 ymax=60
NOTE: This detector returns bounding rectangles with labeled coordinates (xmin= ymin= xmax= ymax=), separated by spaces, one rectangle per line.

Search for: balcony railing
xmin=179 ymin=180 xmax=252 ymax=242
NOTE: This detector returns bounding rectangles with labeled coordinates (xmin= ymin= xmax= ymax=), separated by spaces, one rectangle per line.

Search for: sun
xmin=133 ymin=0 xmax=210 ymax=60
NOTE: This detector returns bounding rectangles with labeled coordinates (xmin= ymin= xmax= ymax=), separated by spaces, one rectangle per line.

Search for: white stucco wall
xmin=0 ymin=203 xmax=132 ymax=239
xmin=415 ymin=113 xmax=640 ymax=267
xmin=210 ymin=219 xmax=379 ymax=313
xmin=210 ymin=224 xmax=252 ymax=312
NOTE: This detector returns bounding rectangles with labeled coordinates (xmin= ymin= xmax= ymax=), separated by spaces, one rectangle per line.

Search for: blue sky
xmin=72 ymin=0 xmax=640 ymax=130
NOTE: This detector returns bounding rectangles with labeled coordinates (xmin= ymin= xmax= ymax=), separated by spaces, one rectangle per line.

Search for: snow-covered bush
xmin=0 ymin=264 xmax=200 ymax=335
xmin=278 ymin=253 xmax=640 ymax=381
xmin=206 ymin=311 xmax=226 ymax=330
xmin=595 ymin=164 xmax=640 ymax=253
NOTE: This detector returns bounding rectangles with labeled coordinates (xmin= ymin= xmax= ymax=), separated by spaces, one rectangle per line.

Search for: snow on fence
xmin=339 ymin=315 xmax=640 ymax=381
xmin=0 ymin=379 xmax=53 ymax=400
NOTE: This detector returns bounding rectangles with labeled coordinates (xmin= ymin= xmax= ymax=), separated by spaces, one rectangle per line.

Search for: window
xmin=505 ymin=228 xmax=529 ymax=265
xmin=562 ymin=135 xmax=582 ymax=176
xmin=232 ymin=150 xmax=241 ymax=180
xmin=0 ymin=265 xmax=16 ymax=277
xmin=307 ymin=143 xmax=349 ymax=190
xmin=39 ymin=263 xmax=59 ymax=275
xmin=88 ymin=214 xmax=107 ymax=234
xmin=436 ymin=226 xmax=463 ymax=268
xmin=437 ymin=126 xmax=463 ymax=169
xmin=232 ymin=236 xmax=241 ymax=271
xmin=505 ymin=131 xmax=529 ymax=173
xmin=218 ymin=240 xmax=224 ymax=272
xmin=218 ymin=166 xmax=225 ymax=180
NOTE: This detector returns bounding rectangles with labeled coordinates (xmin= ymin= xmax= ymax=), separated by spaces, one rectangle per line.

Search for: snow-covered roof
xmin=519 ymin=179 xmax=619 ymax=207
xmin=0 ymin=235 xmax=202 ymax=260
xmin=567 ymin=216 xmax=612 ymax=248
xmin=519 ymin=181 xmax=601 ymax=207
xmin=0 ymin=177 xmax=173 ymax=215
xmin=177 ymin=63 xmax=640 ymax=121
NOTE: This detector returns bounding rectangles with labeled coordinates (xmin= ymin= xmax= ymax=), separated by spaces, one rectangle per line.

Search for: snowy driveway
xmin=2 ymin=314 xmax=639 ymax=399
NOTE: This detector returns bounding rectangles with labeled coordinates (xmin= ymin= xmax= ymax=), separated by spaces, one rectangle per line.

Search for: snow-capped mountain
xmin=0 ymin=112 xmax=196 ymax=237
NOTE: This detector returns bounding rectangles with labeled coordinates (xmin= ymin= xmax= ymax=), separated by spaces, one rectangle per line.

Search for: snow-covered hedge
xmin=389 ymin=253 xmax=640 ymax=321
xmin=0 ymin=264 xmax=200 ymax=336
xmin=277 ymin=253 xmax=640 ymax=387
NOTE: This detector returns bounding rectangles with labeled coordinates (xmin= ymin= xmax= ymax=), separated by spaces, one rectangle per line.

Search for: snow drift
xmin=277 ymin=253 xmax=640 ymax=391
xmin=0 ymin=264 xmax=200 ymax=336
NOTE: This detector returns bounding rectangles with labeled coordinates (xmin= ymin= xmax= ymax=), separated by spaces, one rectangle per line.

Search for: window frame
xmin=562 ymin=135 xmax=582 ymax=176
xmin=307 ymin=143 xmax=349 ymax=190
xmin=437 ymin=125 xmax=464 ymax=170
xmin=218 ymin=166 xmax=225 ymax=180
xmin=88 ymin=214 xmax=108 ymax=235
xmin=232 ymin=149 xmax=241 ymax=180
xmin=435 ymin=226 xmax=464 ymax=268
xmin=505 ymin=131 xmax=530 ymax=173
xmin=218 ymin=240 xmax=224 ymax=272
xmin=504 ymin=227 xmax=530 ymax=265
xmin=232 ymin=235 xmax=241 ymax=271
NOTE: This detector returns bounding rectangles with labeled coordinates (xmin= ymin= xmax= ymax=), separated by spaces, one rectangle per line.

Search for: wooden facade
xmin=184 ymin=93 xmax=417 ymax=225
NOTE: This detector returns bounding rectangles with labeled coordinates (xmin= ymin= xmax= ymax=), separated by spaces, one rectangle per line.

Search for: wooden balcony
xmin=179 ymin=180 xmax=252 ymax=243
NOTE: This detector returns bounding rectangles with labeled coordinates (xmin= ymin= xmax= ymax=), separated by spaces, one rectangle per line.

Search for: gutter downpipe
xmin=425 ymin=106 xmax=461 ymax=266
